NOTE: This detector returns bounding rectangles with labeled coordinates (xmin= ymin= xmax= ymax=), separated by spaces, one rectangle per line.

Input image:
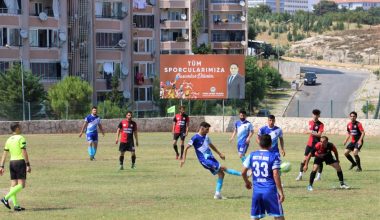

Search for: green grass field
xmin=0 ymin=133 xmax=379 ymax=220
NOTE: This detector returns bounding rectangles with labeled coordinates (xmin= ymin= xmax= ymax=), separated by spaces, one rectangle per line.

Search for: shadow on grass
xmin=29 ymin=207 xmax=73 ymax=212
xmin=223 ymin=195 xmax=251 ymax=200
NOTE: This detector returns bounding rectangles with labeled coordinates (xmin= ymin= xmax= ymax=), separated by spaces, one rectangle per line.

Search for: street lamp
xmin=6 ymin=44 xmax=25 ymax=121
xmin=276 ymin=19 xmax=291 ymax=72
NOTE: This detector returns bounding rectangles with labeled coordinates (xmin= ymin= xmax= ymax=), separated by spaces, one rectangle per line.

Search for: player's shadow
xmin=361 ymin=169 xmax=380 ymax=172
xmin=29 ymin=207 xmax=73 ymax=212
xmin=224 ymin=195 xmax=250 ymax=199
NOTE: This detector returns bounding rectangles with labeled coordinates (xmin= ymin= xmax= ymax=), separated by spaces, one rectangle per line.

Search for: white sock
xmin=298 ymin=172 xmax=303 ymax=176
xmin=316 ymin=173 xmax=321 ymax=178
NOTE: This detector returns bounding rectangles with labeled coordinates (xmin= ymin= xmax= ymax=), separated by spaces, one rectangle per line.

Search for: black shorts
xmin=313 ymin=154 xmax=336 ymax=165
xmin=304 ymin=145 xmax=316 ymax=157
xmin=346 ymin=142 xmax=363 ymax=151
xmin=10 ymin=160 xmax=27 ymax=180
xmin=173 ymin=133 xmax=186 ymax=141
xmin=119 ymin=142 xmax=135 ymax=152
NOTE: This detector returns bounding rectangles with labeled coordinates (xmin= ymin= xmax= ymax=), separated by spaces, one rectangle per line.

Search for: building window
xmin=133 ymin=15 xmax=154 ymax=28
xmin=133 ymin=38 xmax=154 ymax=53
xmin=134 ymin=87 xmax=153 ymax=102
xmin=95 ymin=1 xmax=123 ymax=19
xmin=0 ymin=61 xmax=10 ymax=73
xmin=96 ymin=32 xmax=123 ymax=48
xmin=30 ymin=62 xmax=61 ymax=80
xmin=1 ymin=28 xmax=21 ymax=46
xmin=29 ymin=29 xmax=59 ymax=48
xmin=96 ymin=62 xmax=121 ymax=79
xmin=210 ymin=0 xmax=240 ymax=3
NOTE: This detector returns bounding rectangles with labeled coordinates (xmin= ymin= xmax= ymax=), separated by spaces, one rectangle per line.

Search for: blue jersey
xmin=258 ymin=126 xmax=283 ymax=153
xmin=235 ymin=120 xmax=254 ymax=147
xmin=188 ymin=133 xmax=214 ymax=161
xmin=85 ymin=114 xmax=101 ymax=134
xmin=243 ymin=150 xmax=281 ymax=192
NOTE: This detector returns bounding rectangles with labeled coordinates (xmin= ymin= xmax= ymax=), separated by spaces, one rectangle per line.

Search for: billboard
xmin=160 ymin=55 xmax=245 ymax=100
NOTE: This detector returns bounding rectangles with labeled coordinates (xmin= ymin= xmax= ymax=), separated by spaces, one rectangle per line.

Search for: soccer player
xmin=296 ymin=109 xmax=324 ymax=181
xmin=0 ymin=122 xmax=31 ymax=211
xmin=256 ymin=115 xmax=285 ymax=157
xmin=181 ymin=122 xmax=241 ymax=199
xmin=242 ymin=134 xmax=285 ymax=220
xmin=79 ymin=106 xmax=105 ymax=160
xmin=304 ymin=136 xmax=350 ymax=191
xmin=343 ymin=111 xmax=365 ymax=172
xmin=229 ymin=109 xmax=254 ymax=162
xmin=172 ymin=105 xmax=190 ymax=160
xmin=116 ymin=111 xmax=139 ymax=170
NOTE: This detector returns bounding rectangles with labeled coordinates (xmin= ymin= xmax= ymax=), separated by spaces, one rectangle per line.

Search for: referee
xmin=0 ymin=122 xmax=31 ymax=211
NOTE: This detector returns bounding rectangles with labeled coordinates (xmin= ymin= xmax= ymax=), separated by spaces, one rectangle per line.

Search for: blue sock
xmin=88 ymin=146 xmax=92 ymax=157
xmin=225 ymin=168 xmax=241 ymax=176
xmin=93 ymin=147 xmax=97 ymax=157
xmin=215 ymin=178 xmax=223 ymax=194
xmin=240 ymin=156 xmax=246 ymax=163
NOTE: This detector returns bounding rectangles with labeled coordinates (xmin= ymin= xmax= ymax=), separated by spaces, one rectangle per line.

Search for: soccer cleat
xmin=307 ymin=185 xmax=313 ymax=191
xmin=1 ymin=198 xmax=11 ymax=209
xmin=131 ymin=164 xmax=136 ymax=169
xmin=340 ymin=184 xmax=350 ymax=189
xmin=119 ymin=165 xmax=124 ymax=170
xmin=356 ymin=167 xmax=362 ymax=172
xmin=315 ymin=176 xmax=321 ymax=181
xmin=14 ymin=206 xmax=25 ymax=211
xmin=349 ymin=163 xmax=357 ymax=170
xmin=213 ymin=194 xmax=227 ymax=200
xmin=295 ymin=175 xmax=302 ymax=181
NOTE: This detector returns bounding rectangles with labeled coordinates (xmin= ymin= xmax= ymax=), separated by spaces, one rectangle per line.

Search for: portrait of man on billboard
xmin=227 ymin=63 xmax=245 ymax=99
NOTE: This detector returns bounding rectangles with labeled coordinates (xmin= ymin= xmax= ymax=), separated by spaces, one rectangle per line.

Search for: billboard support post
xmin=222 ymin=99 xmax=225 ymax=132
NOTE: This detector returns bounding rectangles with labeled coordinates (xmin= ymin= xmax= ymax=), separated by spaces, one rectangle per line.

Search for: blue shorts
xmin=251 ymin=188 xmax=284 ymax=219
xmin=237 ymin=143 xmax=249 ymax=155
xmin=199 ymin=157 xmax=221 ymax=175
xmin=86 ymin=133 xmax=98 ymax=142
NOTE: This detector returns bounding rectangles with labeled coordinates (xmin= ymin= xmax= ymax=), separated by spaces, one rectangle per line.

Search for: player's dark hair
xmin=127 ymin=111 xmax=133 ymax=115
xmin=180 ymin=105 xmax=186 ymax=110
xmin=239 ymin=109 xmax=247 ymax=115
xmin=92 ymin=106 xmax=97 ymax=110
xmin=350 ymin=111 xmax=357 ymax=117
xmin=200 ymin=122 xmax=211 ymax=128
xmin=10 ymin=122 xmax=20 ymax=132
xmin=321 ymin=136 xmax=328 ymax=141
xmin=259 ymin=134 xmax=272 ymax=149
xmin=268 ymin=115 xmax=275 ymax=120
xmin=312 ymin=109 xmax=321 ymax=116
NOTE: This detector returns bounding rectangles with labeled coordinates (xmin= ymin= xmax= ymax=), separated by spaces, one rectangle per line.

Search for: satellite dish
xmin=20 ymin=29 xmax=28 ymax=39
xmin=121 ymin=6 xmax=128 ymax=13
xmin=239 ymin=0 xmax=246 ymax=6
xmin=103 ymin=62 xmax=113 ymax=74
xmin=59 ymin=32 xmax=67 ymax=42
xmin=181 ymin=14 xmax=187 ymax=20
xmin=183 ymin=33 xmax=189 ymax=40
xmin=240 ymin=16 xmax=246 ymax=22
xmin=38 ymin=12 xmax=48 ymax=21
xmin=123 ymin=90 xmax=131 ymax=99
xmin=118 ymin=39 xmax=127 ymax=48
xmin=60 ymin=61 xmax=69 ymax=70
xmin=241 ymin=41 xmax=247 ymax=46
xmin=121 ymin=64 xmax=129 ymax=75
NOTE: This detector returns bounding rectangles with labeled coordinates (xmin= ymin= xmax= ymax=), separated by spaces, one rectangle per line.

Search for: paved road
xmin=284 ymin=66 xmax=369 ymax=118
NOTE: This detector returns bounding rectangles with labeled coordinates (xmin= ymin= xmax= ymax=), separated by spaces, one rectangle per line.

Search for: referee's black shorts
xmin=10 ymin=160 xmax=27 ymax=180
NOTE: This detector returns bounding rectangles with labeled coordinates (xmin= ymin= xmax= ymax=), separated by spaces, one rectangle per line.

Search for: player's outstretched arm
xmin=209 ymin=143 xmax=225 ymax=160
xmin=115 ymin=128 xmax=121 ymax=144
xmin=273 ymin=169 xmax=285 ymax=203
xmin=79 ymin=122 xmax=88 ymax=137
xmin=343 ymin=133 xmax=350 ymax=146
xmin=98 ymin=124 xmax=105 ymax=136
xmin=134 ymin=131 xmax=139 ymax=147
xmin=242 ymin=167 xmax=252 ymax=189
xmin=332 ymin=145 xmax=339 ymax=163
xmin=280 ymin=137 xmax=285 ymax=157
xmin=180 ymin=145 xmax=191 ymax=167
xmin=0 ymin=151 xmax=8 ymax=176
xmin=22 ymin=149 xmax=31 ymax=173
xmin=229 ymin=129 xmax=236 ymax=142
xmin=246 ymin=130 xmax=254 ymax=144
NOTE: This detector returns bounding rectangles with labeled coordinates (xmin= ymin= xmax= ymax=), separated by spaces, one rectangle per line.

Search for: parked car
xmin=256 ymin=109 xmax=270 ymax=117
xmin=304 ymin=72 xmax=317 ymax=85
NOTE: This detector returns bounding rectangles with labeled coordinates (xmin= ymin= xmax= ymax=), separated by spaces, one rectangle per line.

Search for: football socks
xmin=4 ymin=184 xmax=22 ymax=201
xmin=225 ymin=168 xmax=241 ymax=176
xmin=215 ymin=178 xmax=224 ymax=194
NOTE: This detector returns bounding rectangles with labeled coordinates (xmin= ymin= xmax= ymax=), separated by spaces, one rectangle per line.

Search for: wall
xmin=0 ymin=116 xmax=379 ymax=136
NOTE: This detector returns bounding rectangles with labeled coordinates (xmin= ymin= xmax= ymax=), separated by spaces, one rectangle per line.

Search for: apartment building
xmin=0 ymin=0 xmax=247 ymax=115
xmin=334 ymin=0 xmax=380 ymax=10
xmin=0 ymin=0 xmax=68 ymax=87
xmin=247 ymin=0 xmax=285 ymax=13
xmin=284 ymin=0 xmax=320 ymax=14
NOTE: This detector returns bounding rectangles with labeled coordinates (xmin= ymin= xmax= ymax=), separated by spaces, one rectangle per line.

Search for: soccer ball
xmin=280 ymin=161 xmax=292 ymax=173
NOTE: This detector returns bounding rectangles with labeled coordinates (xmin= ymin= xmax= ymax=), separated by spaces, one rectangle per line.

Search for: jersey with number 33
xmin=243 ymin=150 xmax=281 ymax=192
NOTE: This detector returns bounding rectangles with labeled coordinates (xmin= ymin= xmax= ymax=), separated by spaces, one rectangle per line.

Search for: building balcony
xmin=160 ymin=1 xmax=190 ymax=8
xmin=29 ymin=16 xmax=59 ymax=28
xmin=212 ymin=22 xmax=245 ymax=30
xmin=0 ymin=7 xmax=21 ymax=15
xmin=212 ymin=41 xmax=246 ymax=49
xmin=210 ymin=4 xmax=243 ymax=11
xmin=160 ymin=20 xmax=189 ymax=29
xmin=160 ymin=41 xmax=190 ymax=50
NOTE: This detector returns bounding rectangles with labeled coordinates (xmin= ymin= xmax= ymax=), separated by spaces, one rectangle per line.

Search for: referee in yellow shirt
xmin=0 ymin=122 xmax=31 ymax=211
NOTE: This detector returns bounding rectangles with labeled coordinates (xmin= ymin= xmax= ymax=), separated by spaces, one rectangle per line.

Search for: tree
xmin=192 ymin=43 xmax=212 ymax=54
xmin=97 ymin=100 xmax=127 ymax=119
xmin=48 ymin=76 xmax=92 ymax=119
xmin=0 ymin=64 xmax=46 ymax=120
xmin=313 ymin=1 xmax=338 ymax=16
xmin=107 ymin=64 xmax=123 ymax=106
xmin=244 ymin=56 xmax=267 ymax=112
xmin=191 ymin=11 xmax=202 ymax=47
